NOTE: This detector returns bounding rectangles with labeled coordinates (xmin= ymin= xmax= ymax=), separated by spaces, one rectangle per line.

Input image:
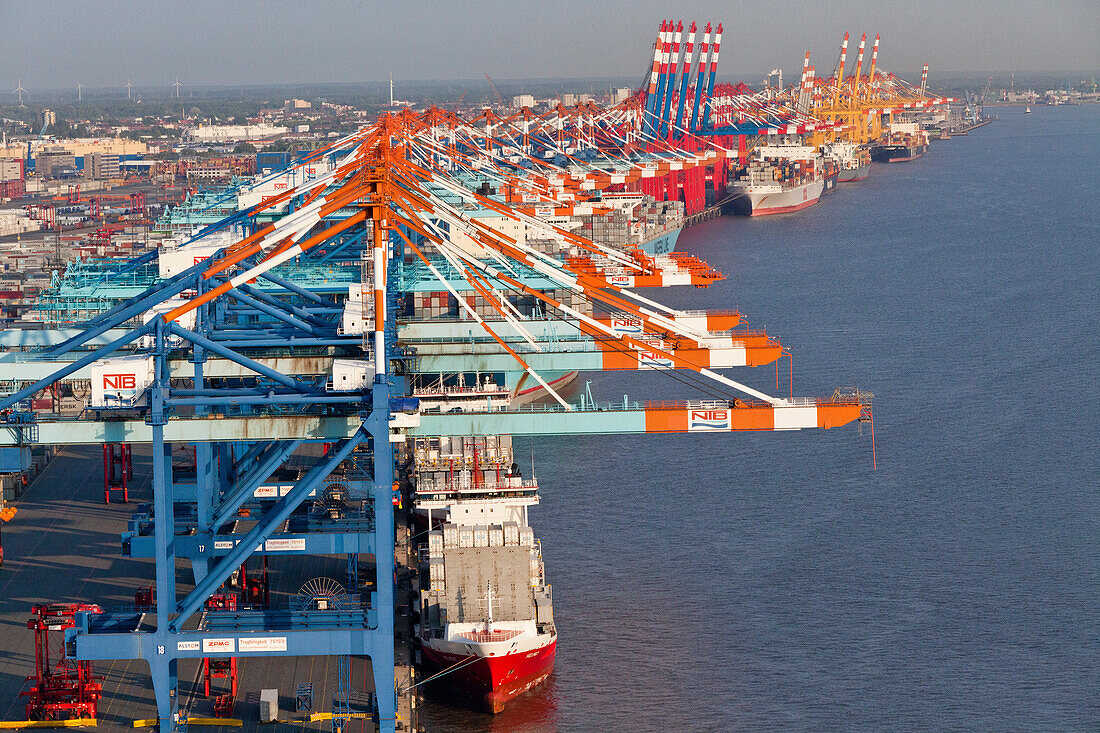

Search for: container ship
xmin=557 ymin=192 xmax=683 ymax=255
xmin=823 ymin=141 xmax=871 ymax=182
xmin=728 ymin=143 xmax=825 ymax=216
xmin=871 ymin=123 xmax=929 ymax=163
xmin=414 ymin=435 xmax=556 ymax=713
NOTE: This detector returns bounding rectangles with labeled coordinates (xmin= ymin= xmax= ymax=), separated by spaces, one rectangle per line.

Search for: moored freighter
xmin=871 ymin=123 xmax=929 ymax=162
xmin=823 ymin=140 xmax=872 ymax=182
xmin=729 ymin=143 xmax=825 ymax=216
xmin=415 ymin=437 xmax=556 ymax=713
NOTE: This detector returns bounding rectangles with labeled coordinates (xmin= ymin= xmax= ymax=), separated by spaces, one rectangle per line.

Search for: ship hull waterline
xmin=838 ymin=163 xmax=870 ymax=182
xmin=872 ymin=145 xmax=927 ymax=163
xmin=729 ymin=179 xmax=825 ymax=217
xmin=421 ymin=637 xmax=557 ymax=713
xmin=637 ymin=226 xmax=682 ymax=256
xmin=509 ymin=370 xmax=580 ymax=408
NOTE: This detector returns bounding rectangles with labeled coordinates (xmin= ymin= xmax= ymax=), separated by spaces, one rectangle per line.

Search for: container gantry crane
xmin=0 ymin=102 xmax=871 ymax=733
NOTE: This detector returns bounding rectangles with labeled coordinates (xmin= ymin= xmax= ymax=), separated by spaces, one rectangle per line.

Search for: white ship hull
xmin=730 ymin=179 xmax=824 ymax=216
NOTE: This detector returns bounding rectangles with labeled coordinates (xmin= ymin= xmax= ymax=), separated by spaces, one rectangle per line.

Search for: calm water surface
xmin=420 ymin=105 xmax=1099 ymax=732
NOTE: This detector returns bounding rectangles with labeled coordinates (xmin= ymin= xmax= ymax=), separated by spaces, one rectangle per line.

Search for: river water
xmin=420 ymin=104 xmax=1099 ymax=732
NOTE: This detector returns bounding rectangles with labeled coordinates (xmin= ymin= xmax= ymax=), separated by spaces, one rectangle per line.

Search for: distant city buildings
xmin=0 ymin=138 xmax=148 ymax=162
xmin=512 ymin=92 xmax=598 ymax=109
xmin=997 ymin=88 xmax=1098 ymax=105
xmin=35 ymin=148 xmax=77 ymax=179
xmin=1001 ymin=90 xmax=1037 ymax=103
xmin=0 ymin=159 xmax=23 ymax=181
xmin=83 ymin=152 xmax=119 ymax=180
xmin=0 ymin=159 xmax=24 ymax=200
xmin=179 ymin=156 xmax=257 ymax=182
xmin=284 ymin=99 xmax=312 ymax=114
xmin=184 ymin=123 xmax=289 ymax=142
xmin=556 ymin=93 xmax=596 ymax=107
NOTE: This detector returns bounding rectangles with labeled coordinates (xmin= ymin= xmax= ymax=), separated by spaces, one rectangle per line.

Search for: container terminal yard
xmin=0 ymin=19 xmax=989 ymax=732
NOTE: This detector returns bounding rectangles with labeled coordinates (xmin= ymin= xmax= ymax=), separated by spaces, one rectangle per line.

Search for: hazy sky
xmin=3 ymin=0 xmax=1098 ymax=91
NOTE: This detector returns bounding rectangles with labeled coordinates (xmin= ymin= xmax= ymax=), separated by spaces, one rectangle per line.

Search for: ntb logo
xmin=611 ymin=317 xmax=643 ymax=334
xmin=102 ymin=374 xmax=136 ymax=390
xmin=688 ymin=409 xmax=730 ymax=431
xmin=638 ymin=351 xmax=672 ymax=370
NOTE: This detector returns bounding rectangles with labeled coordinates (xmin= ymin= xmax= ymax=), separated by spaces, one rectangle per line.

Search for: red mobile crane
xmin=22 ymin=603 xmax=104 ymax=721
xmin=203 ymin=594 xmax=239 ymax=717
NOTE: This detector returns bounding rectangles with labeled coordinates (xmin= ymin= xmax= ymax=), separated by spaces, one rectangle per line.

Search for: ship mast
xmin=486 ymin=581 xmax=494 ymax=632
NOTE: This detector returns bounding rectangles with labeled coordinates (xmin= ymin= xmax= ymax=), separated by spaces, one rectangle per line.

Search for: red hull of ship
xmin=421 ymin=637 xmax=556 ymax=713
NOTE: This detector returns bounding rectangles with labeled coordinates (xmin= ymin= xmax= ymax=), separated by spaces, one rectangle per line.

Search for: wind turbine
xmin=77 ymin=82 xmax=84 ymax=102
xmin=12 ymin=79 xmax=28 ymax=107
xmin=173 ymin=78 xmax=182 ymax=98
xmin=125 ymin=79 xmax=134 ymax=100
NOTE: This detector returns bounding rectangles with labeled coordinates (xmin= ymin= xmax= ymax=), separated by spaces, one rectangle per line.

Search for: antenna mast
xmin=486 ymin=581 xmax=494 ymax=631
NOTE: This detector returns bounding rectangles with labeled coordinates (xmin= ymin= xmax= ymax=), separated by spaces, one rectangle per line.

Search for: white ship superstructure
xmin=822 ymin=140 xmax=871 ymax=182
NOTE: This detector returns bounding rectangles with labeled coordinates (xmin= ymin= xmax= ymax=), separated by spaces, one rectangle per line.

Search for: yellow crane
xmin=807 ymin=33 xmax=945 ymax=146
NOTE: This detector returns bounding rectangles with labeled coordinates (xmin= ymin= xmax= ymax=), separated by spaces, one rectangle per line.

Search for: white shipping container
xmin=259 ymin=689 xmax=279 ymax=723
xmin=90 ymin=355 xmax=154 ymax=408
xmin=428 ymin=531 xmax=444 ymax=555
xmin=488 ymin=525 xmax=504 ymax=547
xmin=473 ymin=525 xmax=489 ymax=548
xmin=429 ymin=558 xmax=445 ymax=583
xmin=519 ymin=528 xmax=534 ymax=547
xmin=442 ymin=523 xmax=458 ymax=548
xmin=503 ymin=522 xmax=520 ymax=545
xmin=458 ymin=528 xmax=474 ymax=548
